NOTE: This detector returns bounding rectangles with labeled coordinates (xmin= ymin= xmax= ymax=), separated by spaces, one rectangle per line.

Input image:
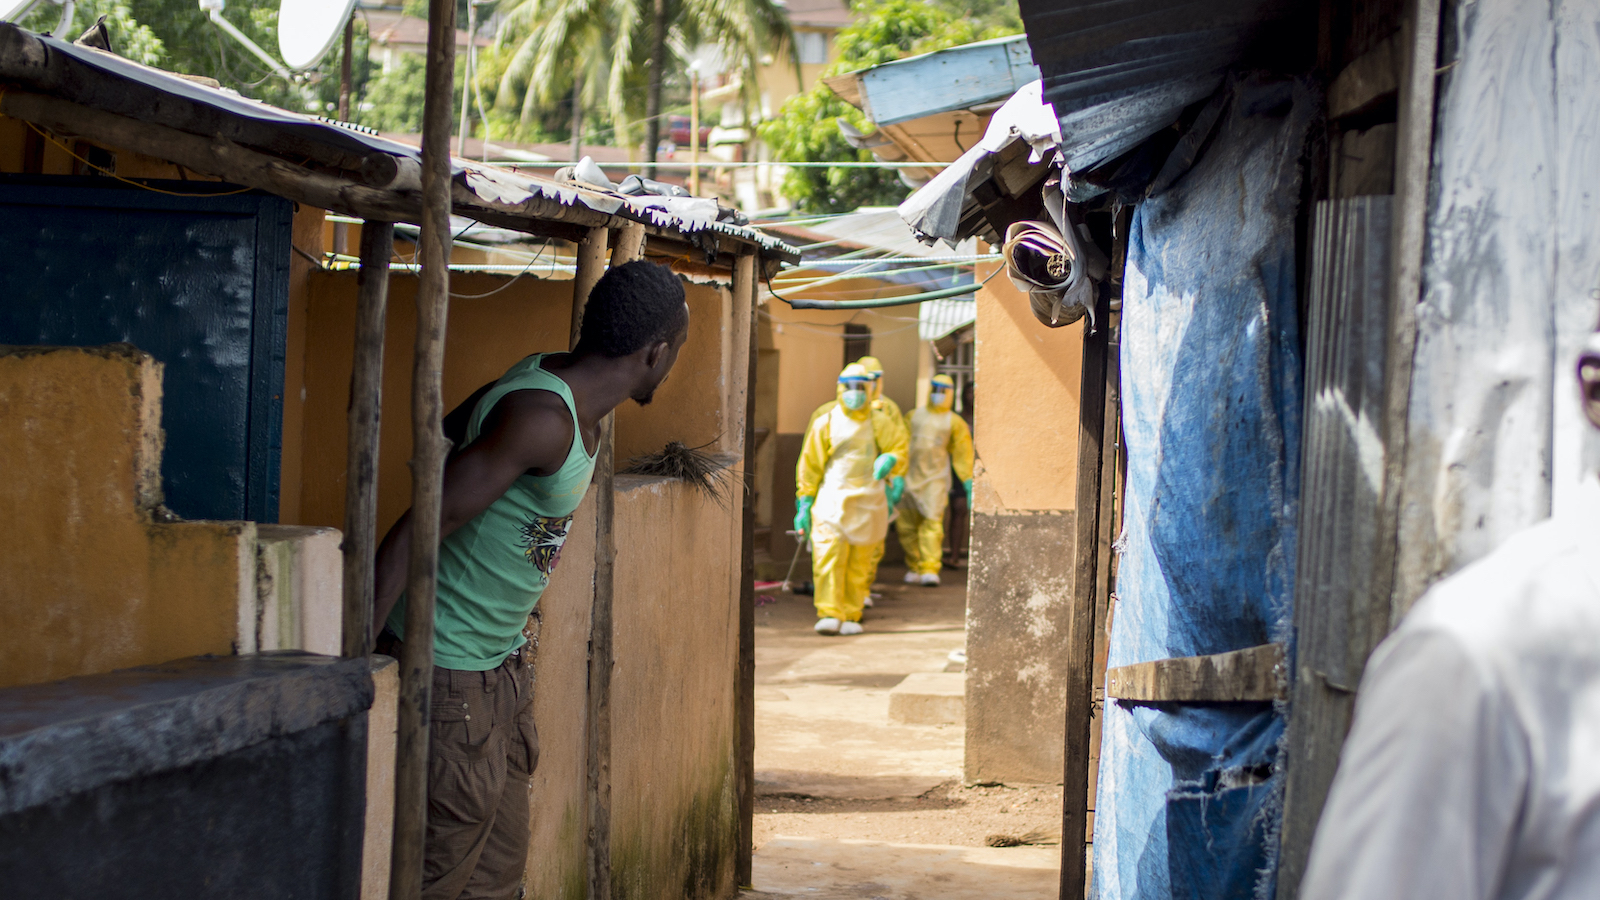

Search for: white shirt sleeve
xmin=1299 ymin=627 xmax=1529 ymax=900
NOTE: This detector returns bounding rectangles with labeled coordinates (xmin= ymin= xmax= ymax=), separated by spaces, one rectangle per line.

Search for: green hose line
xmin=774 ymin=268 xmax=1000 ymax=310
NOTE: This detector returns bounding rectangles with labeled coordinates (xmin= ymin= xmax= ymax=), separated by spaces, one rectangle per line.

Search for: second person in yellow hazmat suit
xmin=805 ymin=356 xmax=909 ymax=601
xmin=794 ymin=364 xmax=909 ymax=635
xmin=896 ymin=374 xmax=975 ymax=586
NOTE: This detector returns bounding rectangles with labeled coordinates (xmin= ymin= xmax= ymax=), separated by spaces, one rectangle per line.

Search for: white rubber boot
xmin=814 ymin=617 xmax=841 ymax=635
xmin=839 ymin=620 xmax=864 ymax=636
xmin=920 ymin=572 xmax=941 ymax=587
xmin=903 ymin=571 xmax=920 ymax=584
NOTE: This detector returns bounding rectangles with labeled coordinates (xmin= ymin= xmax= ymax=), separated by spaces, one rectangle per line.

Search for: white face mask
xmin=841 ymin=389 xmax=868 ymax=410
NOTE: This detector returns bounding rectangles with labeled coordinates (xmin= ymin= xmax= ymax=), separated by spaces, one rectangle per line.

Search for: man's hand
xmin=794 ymin=495 xmax=814 ymax=537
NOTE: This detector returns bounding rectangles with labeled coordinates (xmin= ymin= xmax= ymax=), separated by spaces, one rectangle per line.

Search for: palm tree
xmin=493 ymin=0 xmax=792 ymax=171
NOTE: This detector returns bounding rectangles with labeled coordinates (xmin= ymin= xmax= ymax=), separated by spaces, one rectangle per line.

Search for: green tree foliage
xmin=362 ymin=51 xmax=465 ymax=134
xmin=757 ymin=0 xmax=1022 ymax=213
xmin=488 ymin=0 xmax=789 ymax=149
xmin=19 ymin=0 xmax=376 ymax=118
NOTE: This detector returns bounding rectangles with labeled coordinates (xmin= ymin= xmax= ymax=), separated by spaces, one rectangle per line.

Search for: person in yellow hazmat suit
xmin=895 ymin=374 xmax=975 ymax=586
xmin=794 ymin=363 xmax=909 ymax=635
xmin=805 ymin=356 xmax=909 ymax=603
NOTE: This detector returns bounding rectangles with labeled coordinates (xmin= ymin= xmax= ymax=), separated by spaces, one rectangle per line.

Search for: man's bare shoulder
xmin=480 ymin=388 xmax=577 ymax=475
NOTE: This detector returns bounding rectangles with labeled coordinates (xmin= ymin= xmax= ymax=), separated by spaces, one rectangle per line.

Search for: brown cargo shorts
xmin=381 ymin=635 xmax=539 ymax=900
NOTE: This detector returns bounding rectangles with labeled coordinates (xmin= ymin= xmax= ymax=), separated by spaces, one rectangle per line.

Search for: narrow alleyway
xmin=741 ymin=563 xmax=1062 ymax=899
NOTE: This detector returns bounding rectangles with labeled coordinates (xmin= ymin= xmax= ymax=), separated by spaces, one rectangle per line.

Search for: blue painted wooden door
xmin=0 ymin=179 xmax=292 ymax=522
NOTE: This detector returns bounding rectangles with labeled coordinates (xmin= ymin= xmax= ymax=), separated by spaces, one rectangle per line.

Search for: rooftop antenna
xmin=196 ymin=0 xmax=358 ymax=84
xmin=1 ymin=0 xmax=78 ymax=37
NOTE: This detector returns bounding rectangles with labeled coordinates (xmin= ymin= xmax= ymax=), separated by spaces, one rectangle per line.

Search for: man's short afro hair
xmin=575 ymin=260 xmax=689 ymax=358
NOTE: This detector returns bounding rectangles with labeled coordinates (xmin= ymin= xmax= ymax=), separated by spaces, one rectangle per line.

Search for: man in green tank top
xmin=370 ymin=261 xmax=689 ymax=900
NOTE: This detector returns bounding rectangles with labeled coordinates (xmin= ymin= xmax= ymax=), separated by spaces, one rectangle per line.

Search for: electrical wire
xmin=19 ymin=120 xmax=256 ymax=197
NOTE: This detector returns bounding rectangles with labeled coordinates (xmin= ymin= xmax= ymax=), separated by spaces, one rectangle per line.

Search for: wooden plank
xmin=1377 ymin=0 xmax=1443 ymax=626
xmin=0 ymin=90 xmax=418 ymax=224
xmin=1059 ymin=287 xmax=1111 ymax=900
xmin=857 ymin=36 xmax=1040 ymax=126
xmin=341 ymin=221 xmax=394 ymax=660
xmin=1328 ymin=33 xmax=1401 ymax=119
xmin=389 ymin=0 xmax=457 ymax=897
xmin=1104 ymin=643 xmax=1287 ymax=703
xmin=734 ymin=252 xmax=759 ymax=887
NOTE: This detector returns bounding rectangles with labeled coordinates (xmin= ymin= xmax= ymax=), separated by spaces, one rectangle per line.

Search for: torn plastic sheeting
xmin=1094 ymin=76 xmax=1309 ymax=900
xmin=897 ymin=79 xmax=1063 ymax=243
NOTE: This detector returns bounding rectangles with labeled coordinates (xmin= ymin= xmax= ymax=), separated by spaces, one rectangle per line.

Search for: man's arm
xmin=370 ymin=389 xmax=576 ymax=644
xmin=1300 ymin=628 xmax=1527 ymax=900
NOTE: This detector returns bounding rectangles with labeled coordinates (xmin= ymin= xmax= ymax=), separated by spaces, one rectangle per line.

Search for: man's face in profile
xmin=1580 ymin=332 xmax=1600 ymax=430
xmin=633 ymin=305 xmax=691 ymax=406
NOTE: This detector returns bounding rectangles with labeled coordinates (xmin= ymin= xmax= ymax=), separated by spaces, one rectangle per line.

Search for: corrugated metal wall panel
xmin=1276 ymin=195 xmax=1393 ymax=900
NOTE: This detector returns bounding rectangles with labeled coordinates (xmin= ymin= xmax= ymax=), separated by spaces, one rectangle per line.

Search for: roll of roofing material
xmin=1002 ymin=218 xmax=1093 ymax=328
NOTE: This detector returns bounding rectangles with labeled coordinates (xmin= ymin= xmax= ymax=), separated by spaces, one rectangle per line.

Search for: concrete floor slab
xmin=743 ymin=836 xmax=1059 ymax=900
xmin=887 ymin=672 xmax=965 ymax=726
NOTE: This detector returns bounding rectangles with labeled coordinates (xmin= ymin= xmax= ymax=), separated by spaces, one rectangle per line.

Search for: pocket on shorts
xmin=510 ymin=702 xmax=540 ymax=776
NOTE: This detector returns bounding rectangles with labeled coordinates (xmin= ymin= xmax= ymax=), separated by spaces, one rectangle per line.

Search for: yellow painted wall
xmin=0 ymin=346 xmax=253 ymax=689
xmin=765 ymin=300 xmax=922 ymax=434
xmin=972 ymin=252 xmax=1082 ymax=512
xmin=293 ymin=270 xmax=738 ymax=535
xmin=525 ymin=473 xmax=743 ymax=900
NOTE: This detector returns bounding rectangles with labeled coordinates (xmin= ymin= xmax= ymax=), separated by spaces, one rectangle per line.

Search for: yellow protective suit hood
xmin=836 ymin=363 xmax=873 ymax=420
xmin=858 ymin=356 xmax=885 ymax=401
xmin=928 ymin=374 xmax=956 ymax=413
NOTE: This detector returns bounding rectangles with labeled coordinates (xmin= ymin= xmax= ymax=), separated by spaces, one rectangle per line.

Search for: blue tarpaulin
xmin=1092 ymin=75 xmax=1310 ymax=900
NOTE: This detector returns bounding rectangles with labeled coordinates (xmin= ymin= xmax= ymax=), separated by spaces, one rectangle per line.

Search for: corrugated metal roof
xmin=0 ymin=26 xmax=797 ymax=266
xmin=1020 ymin=0 xmax=1296 ymax=172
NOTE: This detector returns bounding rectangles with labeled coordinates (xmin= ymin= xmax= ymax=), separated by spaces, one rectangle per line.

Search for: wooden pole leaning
xmin=575 ymin=222 xmax=643 ymax=900
xmin=733 ymin=251 xmax=759 ymax=887
xmin=389 ymin=0 xmax=457 ymax=896
xmin=341 ymin=221 xmax=395 ymax=660
xmin=1059 ymin=289 xmax=1113 ymax=900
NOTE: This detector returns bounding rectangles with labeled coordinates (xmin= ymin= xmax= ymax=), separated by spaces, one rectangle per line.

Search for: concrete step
xmin=887 ymin=672 xmax=965 ymax=726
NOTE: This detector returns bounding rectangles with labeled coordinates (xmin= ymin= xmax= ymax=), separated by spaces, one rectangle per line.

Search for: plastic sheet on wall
xmin=1093 ymin=75 xmax=1310 ymax=900
xmin=1394 ymin=0 xmax=1600 ymax=611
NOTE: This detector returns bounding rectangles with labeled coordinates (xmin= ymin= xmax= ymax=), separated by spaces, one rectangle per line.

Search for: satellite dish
xmin=277 ymin=0 xmax=359 ymax=71
xmin=0 ymin=0 xmax=41 ymax=24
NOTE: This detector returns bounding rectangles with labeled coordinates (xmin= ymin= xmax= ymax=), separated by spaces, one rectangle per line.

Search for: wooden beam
xmin=1104 ymin=643 xmax=1287 ymax=703
xmin=389 ymin=0 xmax=457 ymax=896
xmin=1060 ymin=289 xmax=1111 ymax=900
xmin=570 ymin=226 xmax=610 ymax=349
xmin=0 ymin=90 xmax=420 ymax=223
xmin=576 ymin=222 xmax=643 ymax=900
xmin=733 ymin=251 xmax=759 ymax=888
xmin=1377 ymin=0 xmax=1443 ymax=625
xmin=341 ymin=221 xmax=394 ymax=660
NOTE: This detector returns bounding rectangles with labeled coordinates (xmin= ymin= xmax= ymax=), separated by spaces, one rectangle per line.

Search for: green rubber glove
xmin=964 ymin=479 xmax=973 ymax=502
xmin=794 ymin=495 xmax=814 ymax=536
xmin=872 ymin=453 xmax=897 ymax=481
xmin=886 ymin=476 xmax=906 ymax=507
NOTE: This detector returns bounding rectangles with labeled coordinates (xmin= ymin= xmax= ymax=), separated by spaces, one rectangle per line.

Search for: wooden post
xmin=689 ymin=66 xmax=701 ymax=196
xmin=1375 ymin=0 xmax=1442 ymax=625
xmin=1059 ymin=289 xmax=1112 ymax=900
xmin=571 ymin=226 xmax=610 ymax=349
xmin=733 ymin=252 xmax=759 ymax=886
xmin=338 ymin=19 xmax=354 ymax=122
xmin=575 ymin=222 xmax=644 ymax=900
xmin=341 ymin=221 xmax=394 ymax=659
xmin=389 ymin=0 xmax=456 ymax=896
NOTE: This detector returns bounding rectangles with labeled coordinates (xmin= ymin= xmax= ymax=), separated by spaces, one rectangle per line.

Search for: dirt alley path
xmin=741 ymin=563 xmax=1063 ymax=899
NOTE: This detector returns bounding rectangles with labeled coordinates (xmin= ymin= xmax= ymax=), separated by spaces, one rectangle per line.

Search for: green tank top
xmin=388 ymin=354 xmax=597 ymax=670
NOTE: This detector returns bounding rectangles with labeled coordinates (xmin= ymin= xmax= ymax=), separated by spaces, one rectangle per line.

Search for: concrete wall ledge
xmin=0 ymin=651 xmax=372 ymax=815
